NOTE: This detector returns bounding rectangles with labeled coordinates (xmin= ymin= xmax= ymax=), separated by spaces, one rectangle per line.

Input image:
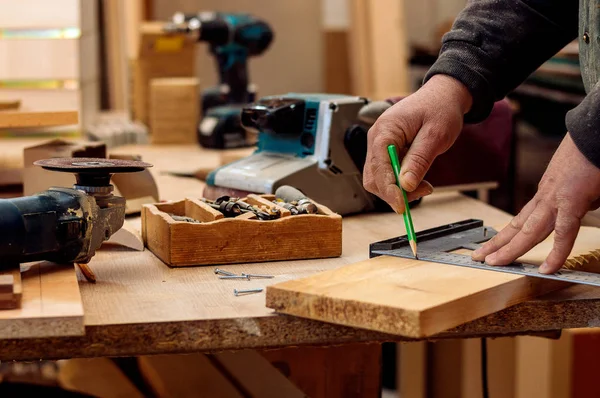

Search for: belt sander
xmin=205 ymin=93 xmax=392 ymax=215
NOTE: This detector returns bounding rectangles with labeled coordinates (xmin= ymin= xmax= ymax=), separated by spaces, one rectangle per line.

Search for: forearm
xmin=424 ymin=0 xmax=578 ymax=123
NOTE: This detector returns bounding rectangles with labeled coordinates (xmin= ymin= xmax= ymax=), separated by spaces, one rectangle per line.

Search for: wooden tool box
xmin=142 ymin=194 xmax=342 ymax=267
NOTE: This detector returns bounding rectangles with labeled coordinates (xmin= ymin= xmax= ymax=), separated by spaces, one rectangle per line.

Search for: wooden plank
xmin=347 ymin=0 xmax=373 ymax=97
xmin=367 ymin=0 xmax=409 ymax=99
xmin=138 ymin=354 xmax=243 ymax=398
xmin=266 ymin=226 xmax=600 ymax=338
xmin=0 ymin=111 xmax=78 ymax=129
xmin=0 ymin=100 xmax=20 ymax=111
xmin=130 ymin=23 xmax=196 ymax=126
xmin=261 ymin=343 xmax=382 ymax=398
xmin=347 ymin=0 xmax=408 ymax=98
xmin=103 ymin=0 xmax=129 ymax=112
xmin=323 ymin=29 xmax=352 ymax=94
xmin=58 ymin=358 xmax=144 ymax=398
xmin=0 ymin=262 xmax=84 ymax=339
xmin=266 ymin=255 xmax=562 ymax=337
xmin=212 ymin=350 xmax=307 ymax=398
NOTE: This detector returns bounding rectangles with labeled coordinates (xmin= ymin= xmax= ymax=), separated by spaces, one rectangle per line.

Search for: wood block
xmin=324 ymin=29 xmax=353 ymax=95
xmin=0 ymin=81 xmax=98 ymax=131
xmin=0 ymin=275 xmax=14 ymax=295
xmin=58 ymin=358 xmax=144 ymax=398
xmin=142 ymin=195 xmax=342 ymax=267
xmin=149 ymin=77 xmax=199 ymax=144
xmin=0 ymin=266 xmax=19 ymax=310
xmin=130 ymin=23 xmax=196 ymax=126
xmin=266 ymin=226 xmax=600 ymax=338
xmin=138 ymin=354 xmax=243 ymax=398
xmin=0 ymin=262 xmax=84 ymax=339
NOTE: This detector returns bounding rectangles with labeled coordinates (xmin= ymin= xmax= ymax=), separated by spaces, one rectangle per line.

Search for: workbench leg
xmin=398 ymin=341 xmax=427 ymax=398
xmin=398 ymin=338 xmax=517 ymax=398
xmin=515 ymin=330 xmax=600 ymax=398
xmin=477 ymin=188 xmax=490 ymax=203
xmin=261 ymin=342 xmax=382 ymax=398
xmin=135 ymin=343 xmax=382 ymax=397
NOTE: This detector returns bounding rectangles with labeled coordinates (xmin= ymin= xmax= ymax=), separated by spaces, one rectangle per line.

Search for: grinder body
xmin=0 ymin=187 xmax=125 ymax=265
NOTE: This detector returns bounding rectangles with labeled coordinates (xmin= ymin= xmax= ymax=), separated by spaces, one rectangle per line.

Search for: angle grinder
xmin=0 ymin=158 xmax=152 ymax=267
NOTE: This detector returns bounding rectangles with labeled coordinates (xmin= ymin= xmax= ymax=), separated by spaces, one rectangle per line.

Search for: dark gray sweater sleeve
xmin=423 ymin=0 xmax=578 ymax=124
xmin=565 ymin=84 xmax=600 ymax=168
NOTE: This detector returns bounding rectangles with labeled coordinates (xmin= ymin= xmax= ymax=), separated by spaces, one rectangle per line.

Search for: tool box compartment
xmin=142 ymin=194 xmax=342 ymax=267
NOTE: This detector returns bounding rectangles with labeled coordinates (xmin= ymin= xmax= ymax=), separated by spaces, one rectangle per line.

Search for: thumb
xmin=399 ymin=131 xmax=446 ymax=192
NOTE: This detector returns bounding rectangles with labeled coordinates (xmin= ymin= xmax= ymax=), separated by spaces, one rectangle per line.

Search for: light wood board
xmin=0 ymin=262 xmax=84 ymax=339
xmin=0 ymin=111 xmax=78 ymax=129
xmin=266 ymin=226 xmax=600 ymax=338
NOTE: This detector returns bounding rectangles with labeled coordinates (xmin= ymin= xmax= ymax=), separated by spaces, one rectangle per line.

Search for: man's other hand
xmin=363 ymin=75 xmax=473 ymax=213
xmin=472 ymin=133 xmax=600 ymax=274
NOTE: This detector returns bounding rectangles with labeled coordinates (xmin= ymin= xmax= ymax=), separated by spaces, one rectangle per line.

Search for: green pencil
xmin=387 ymin=144 xmax=418 ymax=258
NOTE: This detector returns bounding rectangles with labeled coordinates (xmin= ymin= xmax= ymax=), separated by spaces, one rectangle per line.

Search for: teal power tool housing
xmin=168 ymin=12 xmax=273 ymax=149
xmin=206 ymin=93 xmax=387 ymax=215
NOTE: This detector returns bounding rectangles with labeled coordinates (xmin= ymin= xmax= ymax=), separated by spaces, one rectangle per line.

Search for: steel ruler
xmin=369 ymin=219 xmax=600 ymax=288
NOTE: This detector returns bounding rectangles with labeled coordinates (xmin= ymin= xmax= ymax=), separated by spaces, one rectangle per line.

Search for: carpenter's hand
xmin=472 ymin=133 xmax=600 ymax=274
xmin=363 ymin=75 xmax=473 ymax=213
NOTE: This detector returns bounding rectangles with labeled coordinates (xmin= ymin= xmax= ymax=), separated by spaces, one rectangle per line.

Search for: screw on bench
xmin=234 ymin=288 xmax=263 ymax=296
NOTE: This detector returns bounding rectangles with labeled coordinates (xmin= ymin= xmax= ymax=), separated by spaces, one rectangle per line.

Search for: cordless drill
xmin=166 ymin=12 xmax=274 ymax=149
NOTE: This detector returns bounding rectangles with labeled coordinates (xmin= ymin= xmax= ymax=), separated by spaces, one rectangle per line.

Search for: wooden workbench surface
xmin=1 ymin=143 xmax=600 ymax=361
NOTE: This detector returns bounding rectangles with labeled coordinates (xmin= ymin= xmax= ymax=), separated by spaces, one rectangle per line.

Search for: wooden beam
xmin=347 ymin=0 xmax=409 ymax=98
xmin=103 ymin=0 xmax=129 ymax=112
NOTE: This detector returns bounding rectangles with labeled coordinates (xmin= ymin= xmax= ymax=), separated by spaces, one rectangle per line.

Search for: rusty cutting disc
xmin=34 ymin=158 xmax=152 ymax=173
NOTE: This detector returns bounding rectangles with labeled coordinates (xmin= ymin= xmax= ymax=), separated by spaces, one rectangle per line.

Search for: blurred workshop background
xmin=0 ymin=0 xmax=582 ymax=217
xmin=0 ymin=1 xmax=590 ymax=397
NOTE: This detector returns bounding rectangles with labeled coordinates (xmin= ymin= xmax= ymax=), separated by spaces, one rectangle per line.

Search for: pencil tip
xmin=410 ymin=241 xmax=418 ymax=259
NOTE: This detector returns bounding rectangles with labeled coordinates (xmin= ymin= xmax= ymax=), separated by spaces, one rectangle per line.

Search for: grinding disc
xmin=34 ymin=158 xmax=152 ymax=173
